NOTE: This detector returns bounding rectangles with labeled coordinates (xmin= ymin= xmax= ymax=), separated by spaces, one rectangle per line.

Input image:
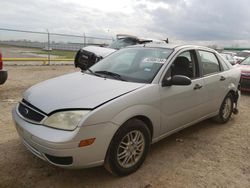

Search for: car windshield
xmin=241 ymin=57 xmax=250 ymax=65
xmin=90 ymin=47 xmax=173 ymax=83
xmin=108 ymin=38 xmax=137 ymax=49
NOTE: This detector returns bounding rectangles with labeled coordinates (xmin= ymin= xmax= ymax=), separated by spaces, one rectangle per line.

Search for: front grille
xmin=18 ymin=102 xmax=45 ymax=123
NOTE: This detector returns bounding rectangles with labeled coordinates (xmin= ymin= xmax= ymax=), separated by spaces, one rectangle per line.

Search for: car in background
xmin=236 ymin=56 xmax=250 ymax=92
xmin=74 ymin=34 xmax=167 ymax=70
xmin=108 ymin=34 xmax=166 ymax=50
xmin=13 ymin=44 xmax=240 ymax=176
xmin=0 ymin=51 xmax=8 ymax=85
xmin=222 ymin=51 xmax=237 ymax=56
xmin=233 ymin=50 xmax=250 ymax=64
xmin=220 ymin=53 xmax=237 ymax=65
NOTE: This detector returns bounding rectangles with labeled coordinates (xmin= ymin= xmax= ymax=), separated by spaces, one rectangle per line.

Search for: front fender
xmin=228 ymin=82 xmax=238 ymax=92
xmin=111 ymin=105 xmax=161 ymax=139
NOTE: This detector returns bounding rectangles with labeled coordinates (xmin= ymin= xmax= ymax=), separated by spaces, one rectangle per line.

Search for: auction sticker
xmin=142 ymin=57 xmax=166 ymax=64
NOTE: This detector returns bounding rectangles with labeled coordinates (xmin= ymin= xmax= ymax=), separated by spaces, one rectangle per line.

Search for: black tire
xmin=104 ymin=119 xmax=151 ymax=176
xmin=214 ymin=93 xmax=233 ymax=123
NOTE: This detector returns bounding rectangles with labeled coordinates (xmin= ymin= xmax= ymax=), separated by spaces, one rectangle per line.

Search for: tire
xmin=214 ymin=93 xmax=233 ymax=123
xmin=104 ymin=119 xmax=151 ymax=176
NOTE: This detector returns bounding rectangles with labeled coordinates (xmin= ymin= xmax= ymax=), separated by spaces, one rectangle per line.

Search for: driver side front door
xmin=159 ymin=50 xmax=208 ymax=134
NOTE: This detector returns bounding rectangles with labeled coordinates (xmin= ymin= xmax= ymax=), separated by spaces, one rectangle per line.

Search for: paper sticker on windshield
xmin=142 ymin=57 xmax=166 ymax=64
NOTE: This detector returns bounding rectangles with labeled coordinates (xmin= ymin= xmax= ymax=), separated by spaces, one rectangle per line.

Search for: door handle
xmin=220 ymin=76 xmax=226 ymax=81
xmin=193 ymin=84 xmax=203 ymax=90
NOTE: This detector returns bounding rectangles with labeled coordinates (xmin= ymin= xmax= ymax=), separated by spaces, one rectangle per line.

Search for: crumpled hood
xmin=23 ymin=72 xmax=145 ymax=114
xmin=82 ymin=46 xmax=116 ymax=57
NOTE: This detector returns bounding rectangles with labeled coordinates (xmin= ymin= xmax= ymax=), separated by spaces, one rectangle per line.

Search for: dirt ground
xmin=1 ymin=45 xmax=72 ymax=66
xmin=0 ymin=45 xmax=51 ymax=59
xmin=1 ymin=65 xmax=250 ymax=188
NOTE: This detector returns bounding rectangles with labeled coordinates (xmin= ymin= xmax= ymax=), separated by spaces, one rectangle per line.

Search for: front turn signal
xmin=78 ymin=138 xmax=96 ymax=147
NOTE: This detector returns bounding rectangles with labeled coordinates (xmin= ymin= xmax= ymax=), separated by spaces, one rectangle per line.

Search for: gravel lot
xmin=1 ymin=65 xmax=250 ymax=188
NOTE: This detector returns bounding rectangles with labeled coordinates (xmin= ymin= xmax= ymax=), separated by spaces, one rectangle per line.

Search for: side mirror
xmin=162 ymin=75 xmax=191 ymax=87
xmin=74 ymin=49 xmax=102 ymax=71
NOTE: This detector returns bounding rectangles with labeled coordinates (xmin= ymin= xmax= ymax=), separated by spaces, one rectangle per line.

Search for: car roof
xmin=127 ymin=43 xmax=216 ymax=52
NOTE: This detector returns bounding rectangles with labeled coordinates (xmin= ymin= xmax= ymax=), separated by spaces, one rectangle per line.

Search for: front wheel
xmin=104 ymin=119 xmax=151 ymax=176
xmin=214 ymin=93 xmax=233 ymax=123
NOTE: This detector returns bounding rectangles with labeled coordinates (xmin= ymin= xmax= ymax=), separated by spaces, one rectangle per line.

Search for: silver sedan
xmin=12 ymin=44 xmax=241 ymax=176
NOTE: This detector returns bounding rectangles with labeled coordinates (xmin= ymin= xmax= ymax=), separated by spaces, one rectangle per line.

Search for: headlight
xmin=43 ymin=111 xmax=90 ymax=130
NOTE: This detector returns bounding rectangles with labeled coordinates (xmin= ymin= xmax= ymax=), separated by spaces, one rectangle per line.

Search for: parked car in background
xmin=108 ymin=34 xmax=166 ymax=50
xmin=220 ymin=53 xmax=237 ymax=65
xmin=13 ymin=44 xmax=240 ymax=176
xmin=233 ymin=50 xmax=250 ymax=64
xmin=222 ymin=51 xmax=237 ymax=57
xmin=236 ymin=56 xmax=250 ymax=92
xmin=0 ymin=51 xmax=8 ymax=85
xmin=74 ymin=34 xmax=167 ymax=70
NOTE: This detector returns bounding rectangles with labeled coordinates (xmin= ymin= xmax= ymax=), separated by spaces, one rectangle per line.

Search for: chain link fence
xmin=0 ymin=28 xmax=113 ymax=65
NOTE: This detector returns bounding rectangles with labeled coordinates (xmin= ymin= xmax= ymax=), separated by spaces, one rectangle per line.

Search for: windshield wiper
xmin=83 ymin=68 xmax=103 ymax=77
xmin=94 ymin=71 xmax=126 ymax=81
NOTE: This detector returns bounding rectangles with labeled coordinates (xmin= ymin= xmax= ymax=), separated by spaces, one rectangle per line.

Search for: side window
xmin=198 ymin=51 xmax=220 ymax=76
xmin=168 ymin=50 xmax=197 ymax=79
xmin=217 ymin=55 xmax=230 ymax=71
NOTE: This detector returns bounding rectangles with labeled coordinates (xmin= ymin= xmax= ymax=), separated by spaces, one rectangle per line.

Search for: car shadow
xmin=0 ymin=118 xmax=235 ymax=187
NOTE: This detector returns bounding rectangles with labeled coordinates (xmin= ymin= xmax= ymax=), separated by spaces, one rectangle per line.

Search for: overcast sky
xmin=1 ymin=0 xmax=250 ymax=46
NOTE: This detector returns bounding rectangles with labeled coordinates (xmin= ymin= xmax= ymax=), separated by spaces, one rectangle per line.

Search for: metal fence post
xmin=47 ymin=29 xmax=50 ymax=65
xmin=83 ymin=33 xmax=86 ymax=47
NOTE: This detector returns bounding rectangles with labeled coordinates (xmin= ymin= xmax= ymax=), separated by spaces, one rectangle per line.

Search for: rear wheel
xmin=214 ymin=93 xmax=233 ymax=123
xmin=104 ymin=119 xmax=151 ymax=176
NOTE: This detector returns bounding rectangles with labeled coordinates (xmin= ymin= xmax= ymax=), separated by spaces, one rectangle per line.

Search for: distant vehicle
xmin=237 ymin=56 xmax=250 ymax=92
xmin=108 ymin=34 xmax=166 ymax=50
xmin=233 ymin=50 xmax=250 ymax=64
xmin=42 ymin=47 xmax=52 ymax=51
xmin=0 ymin=51 xmax=7 ymax=85
xmin=74 ymin=34 xmax=167 ymax=70
xmin=221 ymin=51 xmax=237 ymax=56
xmin=13 ymin=44 xmax=240 ymax=176
xmin=220 ymin=53 xmax=237 ymax=65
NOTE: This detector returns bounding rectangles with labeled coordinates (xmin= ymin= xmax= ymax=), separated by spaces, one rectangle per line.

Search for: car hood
xmin=237 ymin=65 xmax=250 ymax=72
xmin=82 ymin=46 xmax=116 ymax=57
xmin=23 ymin=72 xmax=145 ymax=114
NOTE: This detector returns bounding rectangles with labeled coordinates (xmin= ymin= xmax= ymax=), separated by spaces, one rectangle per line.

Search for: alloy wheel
xmin=117 ymin=130 xmax=145 ymax=168
xmin=222 ymin=97 xmax=232 ymax=119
